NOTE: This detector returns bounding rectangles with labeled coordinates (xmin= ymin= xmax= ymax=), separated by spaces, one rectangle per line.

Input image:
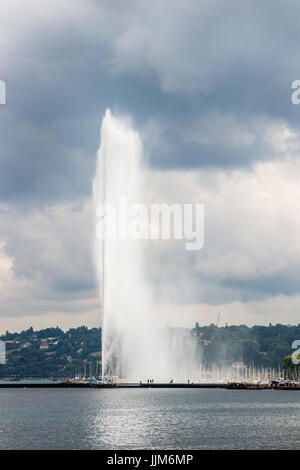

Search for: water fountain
xmin=93 ymin=109 xmax=198 ymax=382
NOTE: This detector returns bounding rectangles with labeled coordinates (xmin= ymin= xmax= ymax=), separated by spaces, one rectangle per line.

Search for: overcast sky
xmin=1 ymin=0 xmax=300 ymax=332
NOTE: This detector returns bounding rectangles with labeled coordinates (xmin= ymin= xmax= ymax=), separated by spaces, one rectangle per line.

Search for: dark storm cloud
xmin=1 ymin=0 xmax=300 ymax=205
xmin=220 ymin=275 xmax=300 ymax=299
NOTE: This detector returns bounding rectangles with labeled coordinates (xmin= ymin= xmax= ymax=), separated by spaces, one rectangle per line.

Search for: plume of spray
xmin=93 ymin=109 xmax=199 ymax=382
xmin=93 ymin=110 xmax=283 ymax=384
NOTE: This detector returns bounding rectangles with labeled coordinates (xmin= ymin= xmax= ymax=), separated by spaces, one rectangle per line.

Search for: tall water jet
xmin=93 ymin=109 xmax=199 ymax=381
xmin=94 ymin=110 xmax=155 ymax=380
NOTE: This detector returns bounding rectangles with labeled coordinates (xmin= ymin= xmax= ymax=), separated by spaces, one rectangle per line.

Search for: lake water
xmin=0 ymin=388 xmax=299 ymax=449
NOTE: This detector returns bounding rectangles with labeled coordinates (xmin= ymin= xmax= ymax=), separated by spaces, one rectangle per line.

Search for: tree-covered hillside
xmin=0 ymin=326 xmax=101 ymax=378
xmin=0 ymin=323 xmax=299 ymax=378
xmin=192 ymin=322 xmax=300 ymax=369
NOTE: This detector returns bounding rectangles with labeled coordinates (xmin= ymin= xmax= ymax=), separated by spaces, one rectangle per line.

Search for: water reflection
xmin=0 ymin=389 xmax=299 ymax=449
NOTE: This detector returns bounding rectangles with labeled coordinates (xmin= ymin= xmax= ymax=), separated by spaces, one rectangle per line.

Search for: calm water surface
xmin=0 ymin=388 xmax=299 ymax=449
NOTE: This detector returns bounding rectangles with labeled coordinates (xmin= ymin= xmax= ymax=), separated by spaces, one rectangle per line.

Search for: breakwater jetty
xmin=0 ymin=380 xmax=299 ymax=390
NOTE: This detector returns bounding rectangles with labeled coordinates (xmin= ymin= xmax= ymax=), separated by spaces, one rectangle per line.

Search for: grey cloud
xmin=1 ymin=202 xmax=96 ymax=300
xmin=1 ymin=0 xmax=300 ymax=325
xmin=2 ymin=0 xmax=300 ymax=206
